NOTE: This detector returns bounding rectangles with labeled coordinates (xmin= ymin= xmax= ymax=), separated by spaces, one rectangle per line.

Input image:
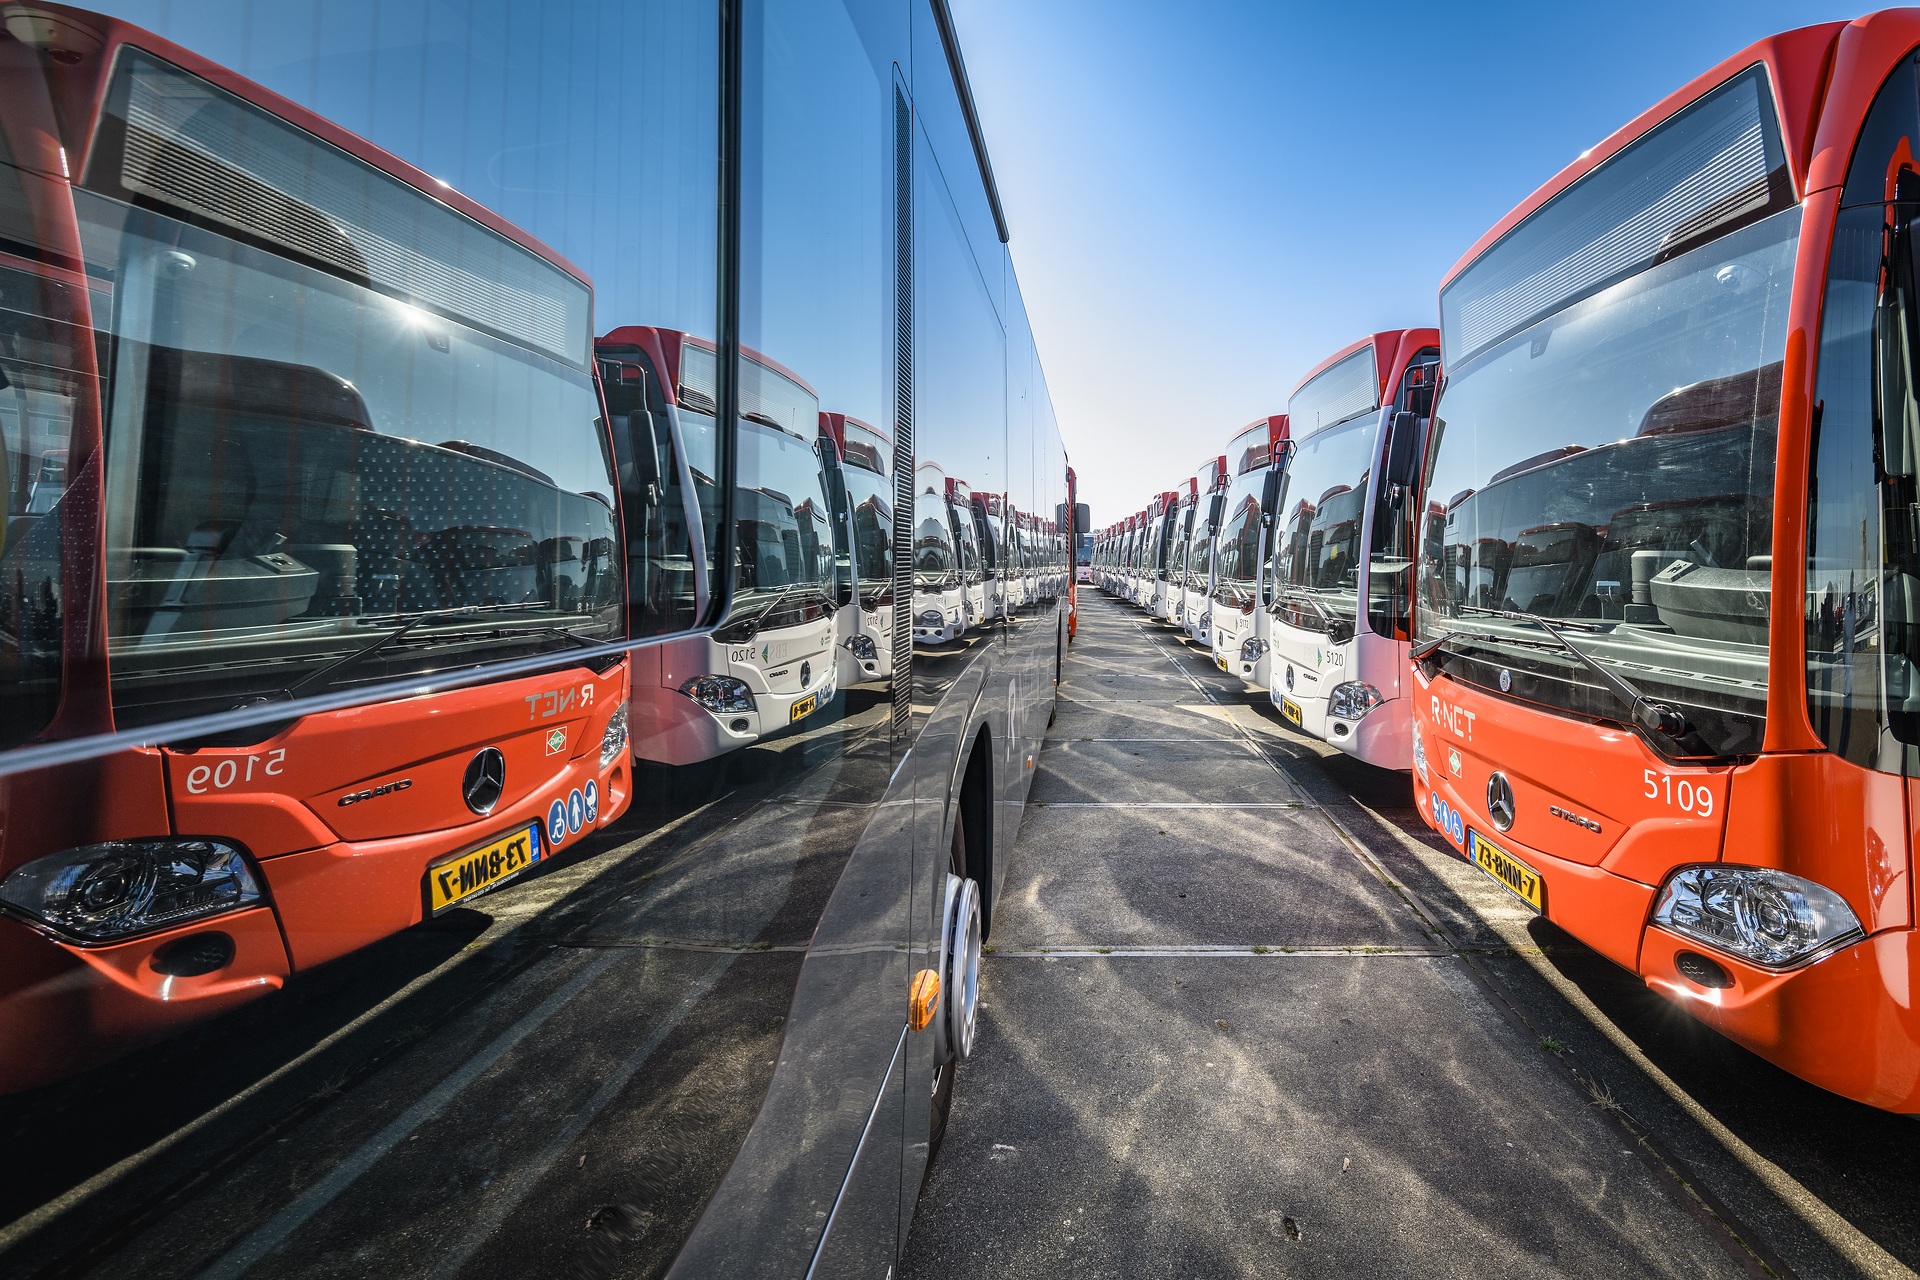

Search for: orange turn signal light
xmin=909 ymin=968 xmax=942 ymax=1031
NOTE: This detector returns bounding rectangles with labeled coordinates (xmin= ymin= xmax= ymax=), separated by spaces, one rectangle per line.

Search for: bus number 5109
xmin=1643 ymin=769 xmax=1713 ymax=817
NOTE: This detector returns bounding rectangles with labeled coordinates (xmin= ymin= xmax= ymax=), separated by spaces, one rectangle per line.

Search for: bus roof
xmin=1439 ymin=20 xmax=1846 ymax=293
xmin=1290 ymin=329 xmax=1440 ymax=403
xmin=24 ymin=2 xmax=591 ymax=287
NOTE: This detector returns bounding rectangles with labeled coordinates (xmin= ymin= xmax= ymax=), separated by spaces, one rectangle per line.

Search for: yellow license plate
xmin=1280 ymin=697 xmax=1303 ymax=725
xmin=790 ymin=693 xmax=817 ymax=723
xmin=1470 ymin=830 xmax=1544 ymax=912
xmin=427 ymin=823 xmax=542 ymax=914
xmin=1215 ymin=654 xmax=1228 ymax=671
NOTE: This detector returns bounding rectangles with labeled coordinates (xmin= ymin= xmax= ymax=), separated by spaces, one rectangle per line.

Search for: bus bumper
xmin=632 ymin=668 xmax=836 ymax=765
xmin=1329 ymin=695 xmax=1411 ymax=771
xmin=1642 ymin=927 xmax=1920 ymax=1112
xmin=1413 ymin=771 xmax=1920 ymax=1112
xmin=0 ymin=908 xmax=290 ymax=1093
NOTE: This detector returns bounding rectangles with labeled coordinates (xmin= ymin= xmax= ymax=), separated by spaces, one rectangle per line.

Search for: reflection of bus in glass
xmin=0 ymin=13 xmax=633 ymax=1091
xmin=967 ymin=490 xmax=1006 ymax=621
xmin=913 ymin=462 xmax=965 ymax=643
xmin=1268 ymin=331 xmax=1438 ymax=768
xmin=595 ymin=328 xmax=836 ymax=764
xmin=1413 ymin=19 xmax=1920 ymax=1112
xmin=1182 ymin=455 xmax=1230 ymax=644
xmin=821 ymin=412 xmax=894 ymax=688
xmin=946 ymin=477 xmax=988 ymax=632
xmin=1211 ymin=416 xmax=1291 ymax=688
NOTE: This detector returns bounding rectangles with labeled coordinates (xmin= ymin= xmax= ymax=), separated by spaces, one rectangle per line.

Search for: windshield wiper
xmin=1424 ymin=605 xmax=1691 ymax=740
xmin=272 ymin=617 xmax=424 ymax=704
xmin=1274 ymin=586 xmax=1355 ymax=640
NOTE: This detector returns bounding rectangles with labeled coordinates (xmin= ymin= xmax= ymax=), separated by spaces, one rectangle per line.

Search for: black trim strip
xmin=928 ymin=0 xmax=1010 ymax=244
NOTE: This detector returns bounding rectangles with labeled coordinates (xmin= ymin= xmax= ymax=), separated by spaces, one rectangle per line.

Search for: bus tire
xmin=927 ymin=810 xmax=981 ymax=1175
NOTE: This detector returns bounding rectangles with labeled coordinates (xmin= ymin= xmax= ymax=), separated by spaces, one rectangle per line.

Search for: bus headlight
xmin=600 ymin=700 xmax=630 ymax=767
xmin=680 ymin=675 xmax=755 ymax=714
xmin=0 ymin=839 xmax=262 ymax=943
xmin=1240 ymin=636 xmax=1269 ymax=662
xmin=847 ymin=634 xmax=878 ymax=661
xmin=1328 ymin=681 xmax=1383 ymax=720
xmin=1651 ymin=866 xmax=1864 ymax=969
xmin=1411 ymin=719 xmax=1429 ymax=783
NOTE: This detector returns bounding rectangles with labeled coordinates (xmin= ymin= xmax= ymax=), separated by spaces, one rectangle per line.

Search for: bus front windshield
xmin=1214 ymin=449 xmax=1268 ymax=605
xmin=734 ymin=422 xmax=834 ymax=617
xmin=1419 ymin=207 xmax=1798 ymax=757
xmin=1188 ymin=495 xmax=1221 ymax=590
xmin=843 ymin=461 xmax=893 ymax=607
xmin=1270 ymin=415 xmax=1377 ymax=633
xmin=49 ymin=195 xmax=620 ymax=733
xmin=679 ymin=347 xmax=834 ymax=633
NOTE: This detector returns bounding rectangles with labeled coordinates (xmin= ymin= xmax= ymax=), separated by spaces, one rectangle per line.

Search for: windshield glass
xmin=1291 ymin=347 xmax=1377 ymax=435
xmin=914 ymin=486 xmax=957 ymax=589
xmin=680 ymin=347 xmax=832 ymax=632
xmin=1189 ymin=493 xmax=1222 ymax=588
xmin=735 ymin=420 xmax=833 ymax=609
xmin=843 ymin=464 xmax=892 ymax=601
xmin=1215 ymin=431 xmax=1270 ymax=603
xmin=1271 ymin=414 xmax=1378 ymax=632
xmin=1418 ymin=208 xmax=1798 ymax=756
xmin=73 ymin=194 xmax=619 ymax=731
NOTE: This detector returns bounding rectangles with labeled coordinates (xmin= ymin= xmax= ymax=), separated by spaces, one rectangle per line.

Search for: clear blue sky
xmin=951 ymin=0 xmax=1860 ymax=524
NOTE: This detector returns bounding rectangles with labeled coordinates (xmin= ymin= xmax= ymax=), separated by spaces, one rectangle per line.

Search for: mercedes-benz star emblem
xmin=800 ymin=660 xmax=812 ymax=688
xmin=463 ymin=747 xmax=506 ymax=815
xmin=1485 ymin=771 xmax=1516 ymax=832
xmin=1498 ymin=668 xmax=1513 ymax=693
xmin=1285 ymin=665 xmax=1295 ymax=691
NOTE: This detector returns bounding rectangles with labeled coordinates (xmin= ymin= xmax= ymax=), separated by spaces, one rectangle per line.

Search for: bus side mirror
xmin=1386 ymin=410 xmax=1422 ymax=490
xmin=1074 ymin=502 xmax=1090 ymax=537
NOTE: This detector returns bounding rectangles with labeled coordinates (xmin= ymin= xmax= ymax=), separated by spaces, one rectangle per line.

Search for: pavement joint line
xmin=1028 ymin=801 xmax=1305 ymax=809
xmin=985 ymin=945 xmax=1454 ymax=957
xmin=1129 ymin=610 xmax=1797 ymax=1280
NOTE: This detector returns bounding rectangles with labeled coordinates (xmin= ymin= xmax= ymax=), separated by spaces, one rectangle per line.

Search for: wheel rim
xmin=945 ymin=876 xmax=982 ymax=1060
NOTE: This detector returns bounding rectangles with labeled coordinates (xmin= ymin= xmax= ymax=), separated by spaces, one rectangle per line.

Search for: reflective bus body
xmin=0 ymin=11 xmax=632 ymax=1091
xmin=596 ymin=328 xmax=837 ymax=764
xmin=1269 ymin=331 xmax=1439 ymax=769
xmin=821 ymin=413 xmax=895 ymax=688
xmin=1211 ymin=416 xmax=1291 ymax=688
xmin=1413 ymin=14 xmax=1920 ymax=1110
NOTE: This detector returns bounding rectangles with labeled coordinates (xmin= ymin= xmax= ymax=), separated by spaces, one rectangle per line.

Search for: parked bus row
xmin=1097 ymin=12 xmax=1920 ymax=1118
xmin=0 ymin=3 xmax=1082 ymax=1274
xmin=1091 ymin=329 xmax=1436 ymax=778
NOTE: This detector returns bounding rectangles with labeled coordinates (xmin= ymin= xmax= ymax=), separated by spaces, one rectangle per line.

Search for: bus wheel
xmin=928 ymin=815 xmax=982 ymax=1170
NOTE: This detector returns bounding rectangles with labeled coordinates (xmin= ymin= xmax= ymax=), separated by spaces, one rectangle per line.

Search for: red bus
xmin=0 ymin=10 xmax=632 ymax=1091
xmin=1413 ymin=14 xmax=1920 ymax=1110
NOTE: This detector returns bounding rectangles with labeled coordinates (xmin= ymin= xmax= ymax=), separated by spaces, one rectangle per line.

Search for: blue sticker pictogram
xmin=584 ymin=780 xmax=599 ymax=824
xmin=566 ymin=788 xmax=585 ymax=834
xmin=548 ymin=799 xmax=569 ymax=848
xmin=1431 ymin=794 xmax=1467 ymax=847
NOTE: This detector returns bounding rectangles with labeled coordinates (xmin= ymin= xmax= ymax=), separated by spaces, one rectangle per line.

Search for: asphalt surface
xmin=900 ymin=594 xmax=1920 ymax=1280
